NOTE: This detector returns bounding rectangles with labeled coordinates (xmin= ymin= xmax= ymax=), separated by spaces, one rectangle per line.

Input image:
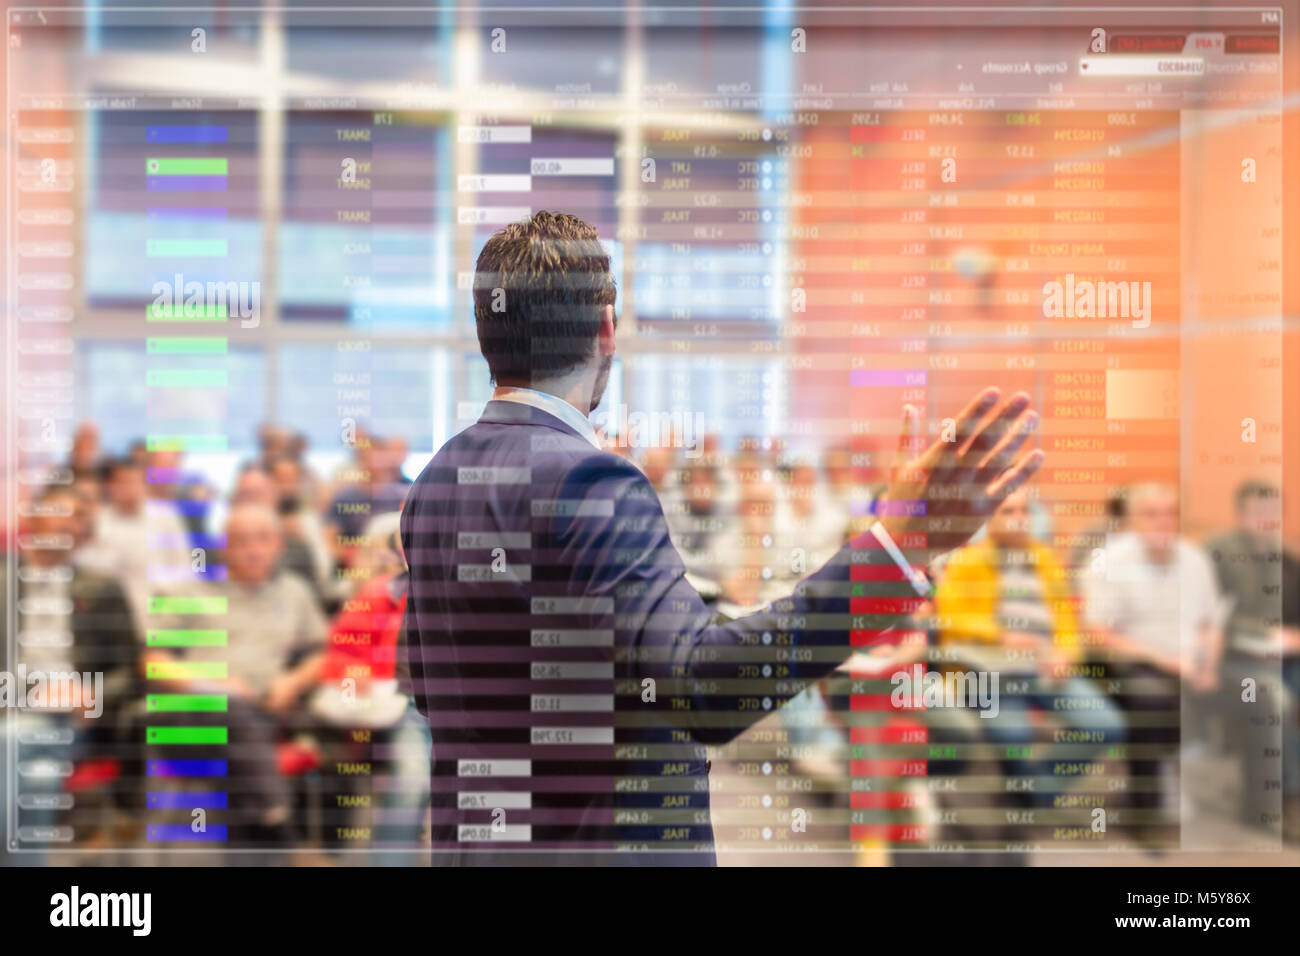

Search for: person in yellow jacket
xmin=935 ymin=489 xmax=1080 ymax=679
xmin=932 ymin=488 xmax=1125 ymax=808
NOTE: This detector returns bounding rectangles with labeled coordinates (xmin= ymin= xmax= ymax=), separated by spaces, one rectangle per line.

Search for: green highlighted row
xmin=147 ymin=661 xmax=227 ymax=681
xmin=146 ymin=435 xmax=229 ymax=453
xmin=149 ymin=595 xmax=227 ymax=615
xmin=147 ymin=304 xmax=227 ymax=323
xmin=146 ymin=726 xmax=228 ymax=745
xmin=147 ymin=694 xmax=228 ymax=713
xmin=146 ymin=370 xmax=228 ymax=388
xmin=147 ymin=157 xmax=228 ymax=176
xmin=147 ymin=337 xmax=227 ymax=355
xmin=146 ymin=239 xmax=228 ymax=257
xmin=146 ymin=628 xmax=227 ymax=647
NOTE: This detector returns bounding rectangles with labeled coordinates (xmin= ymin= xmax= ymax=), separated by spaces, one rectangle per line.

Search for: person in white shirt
xmin=1081 ymin=483 xmax=1225 ymax=688
xmin=1081 ymin=483 xmax=1226 ymax=836
xmin=75 ymin=456 xmax=194 ymax=636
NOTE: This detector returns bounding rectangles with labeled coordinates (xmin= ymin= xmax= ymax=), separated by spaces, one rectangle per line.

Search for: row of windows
xmin=85 ymin=112 xmax=785 ymax=331
xmin=76 ymin=344 xmax=783 ymax=458
xmin=83 ymin=16 xmax=794 ymax=97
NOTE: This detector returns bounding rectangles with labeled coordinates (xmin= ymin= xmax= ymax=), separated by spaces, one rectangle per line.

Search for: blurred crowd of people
xmin=6 ymin=420 xmax=427 ymax=863
xmin=626 ymin=435 xmax=1300 ymax=848
xmin=6 ymin=418 xmax=1299 ymax=862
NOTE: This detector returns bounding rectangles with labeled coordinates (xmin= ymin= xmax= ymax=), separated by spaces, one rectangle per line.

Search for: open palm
xmin=877 ymin=387 xmax=1044 ymax=559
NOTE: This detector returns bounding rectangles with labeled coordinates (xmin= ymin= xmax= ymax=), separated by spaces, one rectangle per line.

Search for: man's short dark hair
xmin=35 ymin=482 xmax=78 ymax=508
xmin=473 ymin=211 xmax=617 ymax=385
xmin=102 ymin=456 xmax=142 ymax=481
xmin=1235 ymin=479 xmax=1279 ymax=513
xmin=1106 ymin=487 xmax=1127 ymax=520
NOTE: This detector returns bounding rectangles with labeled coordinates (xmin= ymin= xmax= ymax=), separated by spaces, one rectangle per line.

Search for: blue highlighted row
xmin=147 ymin=759 xmax=228 ymax=778
xmin=153 ymin=532 xmax=225 ymax=550
xmin=147 ymin=175 xmax=227 ymax=192
xmin=147 ymin=467 xmax=211 ymax=485
xmin=148 ymin=791 xmax=229 ymax=810
xmin=169 ymin=499 xmax=212 ymax=519
xmin=147 ymin=206 xmax=228 ymax=221
xmin=147 ymin=125 xmax=228 ymax=144
xmin=147 ymin=824 xmax=229 ymax=842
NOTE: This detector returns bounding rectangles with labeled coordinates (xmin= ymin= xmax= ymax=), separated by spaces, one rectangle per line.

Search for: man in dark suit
xmin=401 ymin=211 xmax=1043 ymax=865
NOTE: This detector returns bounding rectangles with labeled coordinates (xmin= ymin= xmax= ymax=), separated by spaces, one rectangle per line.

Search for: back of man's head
xmin=473 ymin=211 xmax=616 ymax=386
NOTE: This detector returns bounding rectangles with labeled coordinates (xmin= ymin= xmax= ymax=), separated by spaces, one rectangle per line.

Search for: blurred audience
xmin=1208 ymin=480 xmax=1300 ymax=836
xmin=17 ymin=415 xmax=1297 ymax=858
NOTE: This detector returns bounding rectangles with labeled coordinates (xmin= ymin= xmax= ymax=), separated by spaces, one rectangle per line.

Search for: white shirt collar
xmin=491 ymin=386 xmax=601 ymax=450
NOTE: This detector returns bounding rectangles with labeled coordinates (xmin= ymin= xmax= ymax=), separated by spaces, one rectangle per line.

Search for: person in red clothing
xmin=309 ymin=516 xmax=430 ymax=861
xmin=317 ymin=574 xmax=403 ymax=697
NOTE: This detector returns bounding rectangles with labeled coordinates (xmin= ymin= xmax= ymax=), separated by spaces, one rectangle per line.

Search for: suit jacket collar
xmin=478 ymin=399 xmax=596 ymax=446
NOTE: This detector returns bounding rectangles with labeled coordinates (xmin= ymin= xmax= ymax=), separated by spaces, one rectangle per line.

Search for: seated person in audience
xmin=346 ymin=511 xmax=409 ymax=590
xmin=68 ymin=421 xmax=102 ymax=477
xmin=662 ymin=459 xmax=730 ymax=598
xmin=267 ymin=455 xmax=334 ymax=598
xmin=327 ymin=437 xmax=410 ymax=565
xmin=777 ymin=457 xmax=851 ymax=569
xmin=1080 ymin=482 xmax=1226 ymax=830
xmin=777 ymin=458 xmax=860 ymax=775
xmin=383 ymin=435 xmax=413 ymax=488
xmin=715 ymin=455 xmax=850 ymax=614
xmin=1071 ymin=487 xmax=1128 ymax=572
xmin=147 ymin=503 xmax=328 ymax=844
xmin=709 ymin=448 xmax=861 ymax=614
xmin=1207 ymin=480 xmax=1300 ymax=836
xmin=636 ymin=444 xmax=682 ymax=520
xmin=145 ymin=447 xmax=213 ymax=539
xmin=1 ymin=485 xmax=139 ymax=861
xmin=933 ymin=488 xmax=1123 ymax=806
xmin=637 ymin=445 xmax=678 ymax=493
xmin=256 ymin=422 xmax=294 ymax=471
xmin=285 ymin=430 xmax=321 ymax=503
xmin=1082 ymin=483 xmax=1225 ymax=688
xmin=75 ymin=455 xmax=192 ymax=634
xmin=307 ymin=514 xmax=430 ymax=860
xmin=70 ymin=471 xmax=103 ymax=535
xmin=824 ymin=440 xmax=873 ymax=512
xmin=717 ymin=469 xmax=786 ymax=613
xmin=231 ymin=464 xmax=325 ymax=608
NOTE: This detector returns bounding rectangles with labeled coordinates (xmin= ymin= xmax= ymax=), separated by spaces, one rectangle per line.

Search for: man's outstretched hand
xmin=877 ymin=387 xmax=1044 ymax=560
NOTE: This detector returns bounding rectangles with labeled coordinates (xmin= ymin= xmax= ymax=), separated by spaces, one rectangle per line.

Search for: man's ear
xmin=597 ymin=304 xmax=616 ymax=356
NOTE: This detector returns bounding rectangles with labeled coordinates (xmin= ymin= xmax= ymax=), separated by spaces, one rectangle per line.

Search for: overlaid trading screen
xmin=2 ymin=1 xmax=1299 ymax=926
